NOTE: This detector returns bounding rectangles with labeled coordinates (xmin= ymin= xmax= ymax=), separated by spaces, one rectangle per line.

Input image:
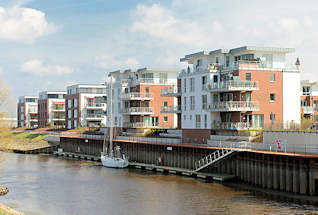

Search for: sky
xmin=0 ymin=0 xmax=318 ymax=105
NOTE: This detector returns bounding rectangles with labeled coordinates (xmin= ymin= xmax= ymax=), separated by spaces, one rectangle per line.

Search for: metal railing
xmin=86 ymin=114 xmax=105 ymax=119
xmin=207 ymin=140 xmax=318 ymax=155
xmin=122 ymin=122 xmax=159 ymax=128
xmin=160 ymin=105 xmax=182 ymax=113
xmin=302 ymin=106 xmax=318 ymax=114
xmin=120 ymin=92 xmax=153 ymax=100
xmin=208 ymin=101 xmax=259 ymax=111
xmin=120 ymin=107 xmax=153 ymax=114
xmin=205 ymin=80 xmax=259 ymax=92
xmin=85 ymin=103 xmax=106 ymax=108
xmin=211 ymin=122 xmax=261 ymax=130
xmin=160 ymin=86 xmax=182 ymax=96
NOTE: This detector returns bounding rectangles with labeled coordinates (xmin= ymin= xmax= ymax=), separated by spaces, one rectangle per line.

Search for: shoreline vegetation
xmin=0 ymin=129 xmax=50 ymax=152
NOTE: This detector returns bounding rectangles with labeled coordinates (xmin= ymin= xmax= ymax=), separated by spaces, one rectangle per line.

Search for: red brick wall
xmin=38 ymin=99 xmax=48 ymax=128
xmin=238 ymin=69 xmax=283 ymax=126
xmin=182 ymin=129 xmax=211 ymax=144
xmin=65 ymin=94 xmax=80 ymax=128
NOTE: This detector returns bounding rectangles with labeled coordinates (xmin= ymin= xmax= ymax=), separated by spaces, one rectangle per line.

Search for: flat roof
xmin=108 ymin=67 xmax=180 ymax=76
xmin=181 ymin=46 xmax=295 ymax=62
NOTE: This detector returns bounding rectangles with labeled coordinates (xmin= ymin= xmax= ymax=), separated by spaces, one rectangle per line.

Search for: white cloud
xmin=96 ymin=55 xmax=140 ymax=71
xmin=20 ymin=59 xmax=73 ymax=76
xmin=0 ymin=5 xmax=59 ymax=43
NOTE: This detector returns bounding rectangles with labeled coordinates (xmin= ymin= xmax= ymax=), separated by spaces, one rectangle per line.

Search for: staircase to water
xmin=194 ymin=149 xmax=236 ymax=172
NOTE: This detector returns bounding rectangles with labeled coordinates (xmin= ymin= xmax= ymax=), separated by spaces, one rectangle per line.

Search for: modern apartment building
xmin=38 ymin=91 xmax=66 ymax=128
xmin=17 ymin=96 xmax=38 ymax=128
xmin=301 ymin=80 xmax=318 ymax=121
xmin=65 ymin=84 xmax=107 ymax=129
xmin=178 ymin=46 xmax=301 ymax=143
xmin=107 ymin=68 xmax=179 ymax=135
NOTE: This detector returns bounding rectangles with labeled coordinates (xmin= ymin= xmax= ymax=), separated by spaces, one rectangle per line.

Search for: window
xmin=226 ymin=56 xmax=230 ymax=67
xmin=164 ymin=101 xmax=168 ymax=107
xmin=184 ymin=97 xmax=187 ymax=111
xmin=68 ymin=110 xmax=72 ymax=118
xmin=270 ymin=73 xmax=275 ymax=82
xmin=118 ymin=102 xmax=121 ymax=110
xmin=190 ymin=78 xmax=195 ymax=92
xmin=190 ymin=96 xmax=195 ymax=110
xmin=164 ymin=116 xmax=168 ymax=122
xmin=145 ymin=87 xmax=150 ymax=94
xmin=270 ymin=93 xmax=275 ymax=102
xmin=183 ymin=79 xmax=187 ymax=93
xmin=246 ymin=73 xmax=251 ymax=81
xmin=115 ymin=117 xmax=117 ymax=126
xmin=270 ymin=112 xmax=275 ymax=121
xmin=74 ymin=109 xmax=78 ymax=118
xmin=119 ymin=117 xmax=121 ymax=127
xmin=74 ymin=120 xmax=78 ymax=128
xmin=202 ymin=95 xmax=207 ymax=109
xmin=202 ymin=76 xmax=207 ymax=90
xmin=21 ymin=106 xmax=24 ymax=113
xmin=196 ymin=59 xmax=201 ymax=69
xmin=196 ymin=115 xmax=201 ymax=128
xmin=68 ymin=99 xmax=71 ymax=108
xmin=204 ymin=114 xmax=207 ymax=128
xmin=216 ymin=57 xmax=219 ymax=64
xmin=184 ymin=115 xmax=186 ymax=120
xmin=190 ymin=115 xmax=192 ymax=120
xmin=163 ymin=87 xmax=168 ymax=94
xmin=213 ymin=75 xmax=218 ymax=83
xmin=159 ymin=73 xmax=168 ymax=84
xmin=68 ymin=120 xmax=71 ymax=129
xmin=74 ymin=99 xmax=78 ymax=108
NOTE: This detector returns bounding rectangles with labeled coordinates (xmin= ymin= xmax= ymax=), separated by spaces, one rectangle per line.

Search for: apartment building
xmin=38 ymin=91 xmax=66 ymax=128
xmin=178 ymin=46 xmax=301 ymax=143
xmin=107 ymin=68 xmax=179 ymax=135
xmin=65 ymin=84 xmax=106 ymax=129
xmin=17 ymin=96 xmax=38 ymax=128
xmin=301 ymin=80 xmax=318 ymax=121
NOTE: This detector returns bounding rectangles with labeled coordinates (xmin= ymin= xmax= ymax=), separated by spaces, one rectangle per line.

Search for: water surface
xmin=0 ymin=152 xmax=317 ymax=215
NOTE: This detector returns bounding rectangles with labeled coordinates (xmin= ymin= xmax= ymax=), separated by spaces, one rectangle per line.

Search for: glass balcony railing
xmin=120 ymin=107 xmax=153 ymax=114
xmin=85 ymin=103 xmax=106 ymax=108
xmin=160 ymin=105 xmax=181 ymax=113
xmin=208 ymin=101 xmax=259 ymax=112
xmin=205 ymin=80 xmax=259 ymax=92
xmin=120 ymin=92 xmax=153 ymax=100
xmin=86 ymin=114 xmax=105 ymax=119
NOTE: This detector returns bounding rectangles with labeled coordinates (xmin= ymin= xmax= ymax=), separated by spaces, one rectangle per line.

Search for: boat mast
xmin=109 ymin=75 xmax=113 ymax=157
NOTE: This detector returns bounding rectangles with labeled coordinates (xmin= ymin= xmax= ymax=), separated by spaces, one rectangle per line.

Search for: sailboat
xmin=101 ymin=76 xmax=129 ymax=168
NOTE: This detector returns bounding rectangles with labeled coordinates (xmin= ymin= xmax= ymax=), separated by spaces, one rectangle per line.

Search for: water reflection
xmin=0 ymin=152 xmax=317 ymax=215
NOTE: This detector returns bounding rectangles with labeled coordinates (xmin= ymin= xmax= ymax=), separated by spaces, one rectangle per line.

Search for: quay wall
xmin=60 ymin=137 xmax=318 ymax=196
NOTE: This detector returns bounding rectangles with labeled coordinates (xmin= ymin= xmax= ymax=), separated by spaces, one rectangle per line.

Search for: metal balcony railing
xmin=208 ymin=101 xmax=259 ymax=112
xmin=211 ymin=122 xmax=261 ymax=130
xmin=120 ymin=107 xmax=153 ymax=114
xmin=160 ymin=105 xmax=182 ymax=113
xmin=122 ymin=122 xmax=159 ymax=128
xmin=86 ymin=114 xmax=105 ymax=119
xmin=160 ymin=86 xmax=182 ymax=97
xmin=120 ymin=92 xmax=153 ymax=100
xmin=205 ymin=80 xmax=259 ymax=92
xmin=302 ymin=106 xmax=318 ymax=114
xmin=85 ymin=103 xmax=106 ymax=108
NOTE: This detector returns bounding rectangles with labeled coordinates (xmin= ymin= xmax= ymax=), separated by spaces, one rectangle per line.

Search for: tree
xmin=0 ymin=75 xmax=14 ymax=129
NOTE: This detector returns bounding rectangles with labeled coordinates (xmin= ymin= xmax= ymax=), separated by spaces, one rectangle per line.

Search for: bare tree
xmin=0 ymin=75 xmax=14 ymax=128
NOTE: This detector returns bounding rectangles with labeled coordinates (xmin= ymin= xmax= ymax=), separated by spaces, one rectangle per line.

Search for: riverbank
xmin=0 ymin=130 xmax=50 ymax=152
xmin=0 ymin=203 xmax=23 ymax=215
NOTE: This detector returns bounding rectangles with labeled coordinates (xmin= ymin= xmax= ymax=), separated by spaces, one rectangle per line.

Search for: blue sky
xmin=0 ymin=0 xmax=318 ymax=106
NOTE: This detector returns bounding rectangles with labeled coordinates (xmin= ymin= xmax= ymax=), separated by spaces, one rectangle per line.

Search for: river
xmin=0 ymin=152 xmax=317 ymax=215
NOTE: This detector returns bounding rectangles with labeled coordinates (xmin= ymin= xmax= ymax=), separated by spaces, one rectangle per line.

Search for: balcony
xmin=123 ymin=122 xmax=159 ymax=129
xmin=302 ymin=106 xmax=317 ymax=114
xmin=120 ymin=107 xmax=153 ymax=115
xmin=160 ymin=105 xmax=181 ymax=113
xmin=208 ymin=101 xmax=259 ymax=112
xmin=120 ymin=92 xmax=153 ymax=100
xmin=53 ymin=118 xmax=65 ymax=121
xmin=86 ymin=114 xmax=105 ymax=120
xmin=85 ymin=103 xmax=106 ymax=110
xmin=161 ymin=87 xmax=182 ymax=97
xmin=205 ymin=80 xmax=259 ymax=93
xmin=211 ymin=122 xmax=261 ymax=130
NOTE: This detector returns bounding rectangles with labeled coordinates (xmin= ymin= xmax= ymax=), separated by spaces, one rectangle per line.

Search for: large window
xmin=196 ymin=115 xmax=201 ymax=128
xmin=190 ymin=78 xmax=195 ymax=92
xmin=246 ymin=73 xmax=251 ymax=81
xmin=204 ymin=114 xmax=207 ymax=128
xmin=184 ymin=97 xmax=187 ymax=111
xmin=190 ymin=96 xmax=195 ymax=110
xmin=183 ymin=79 xmax=187 ymax=93
xmin=270 ymin=73 xmax=276 ymax=82
xmin=159 ymin=73 xmax=168 ymax=84
xmin=202 ymin=95 xmax=207 ymax=109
